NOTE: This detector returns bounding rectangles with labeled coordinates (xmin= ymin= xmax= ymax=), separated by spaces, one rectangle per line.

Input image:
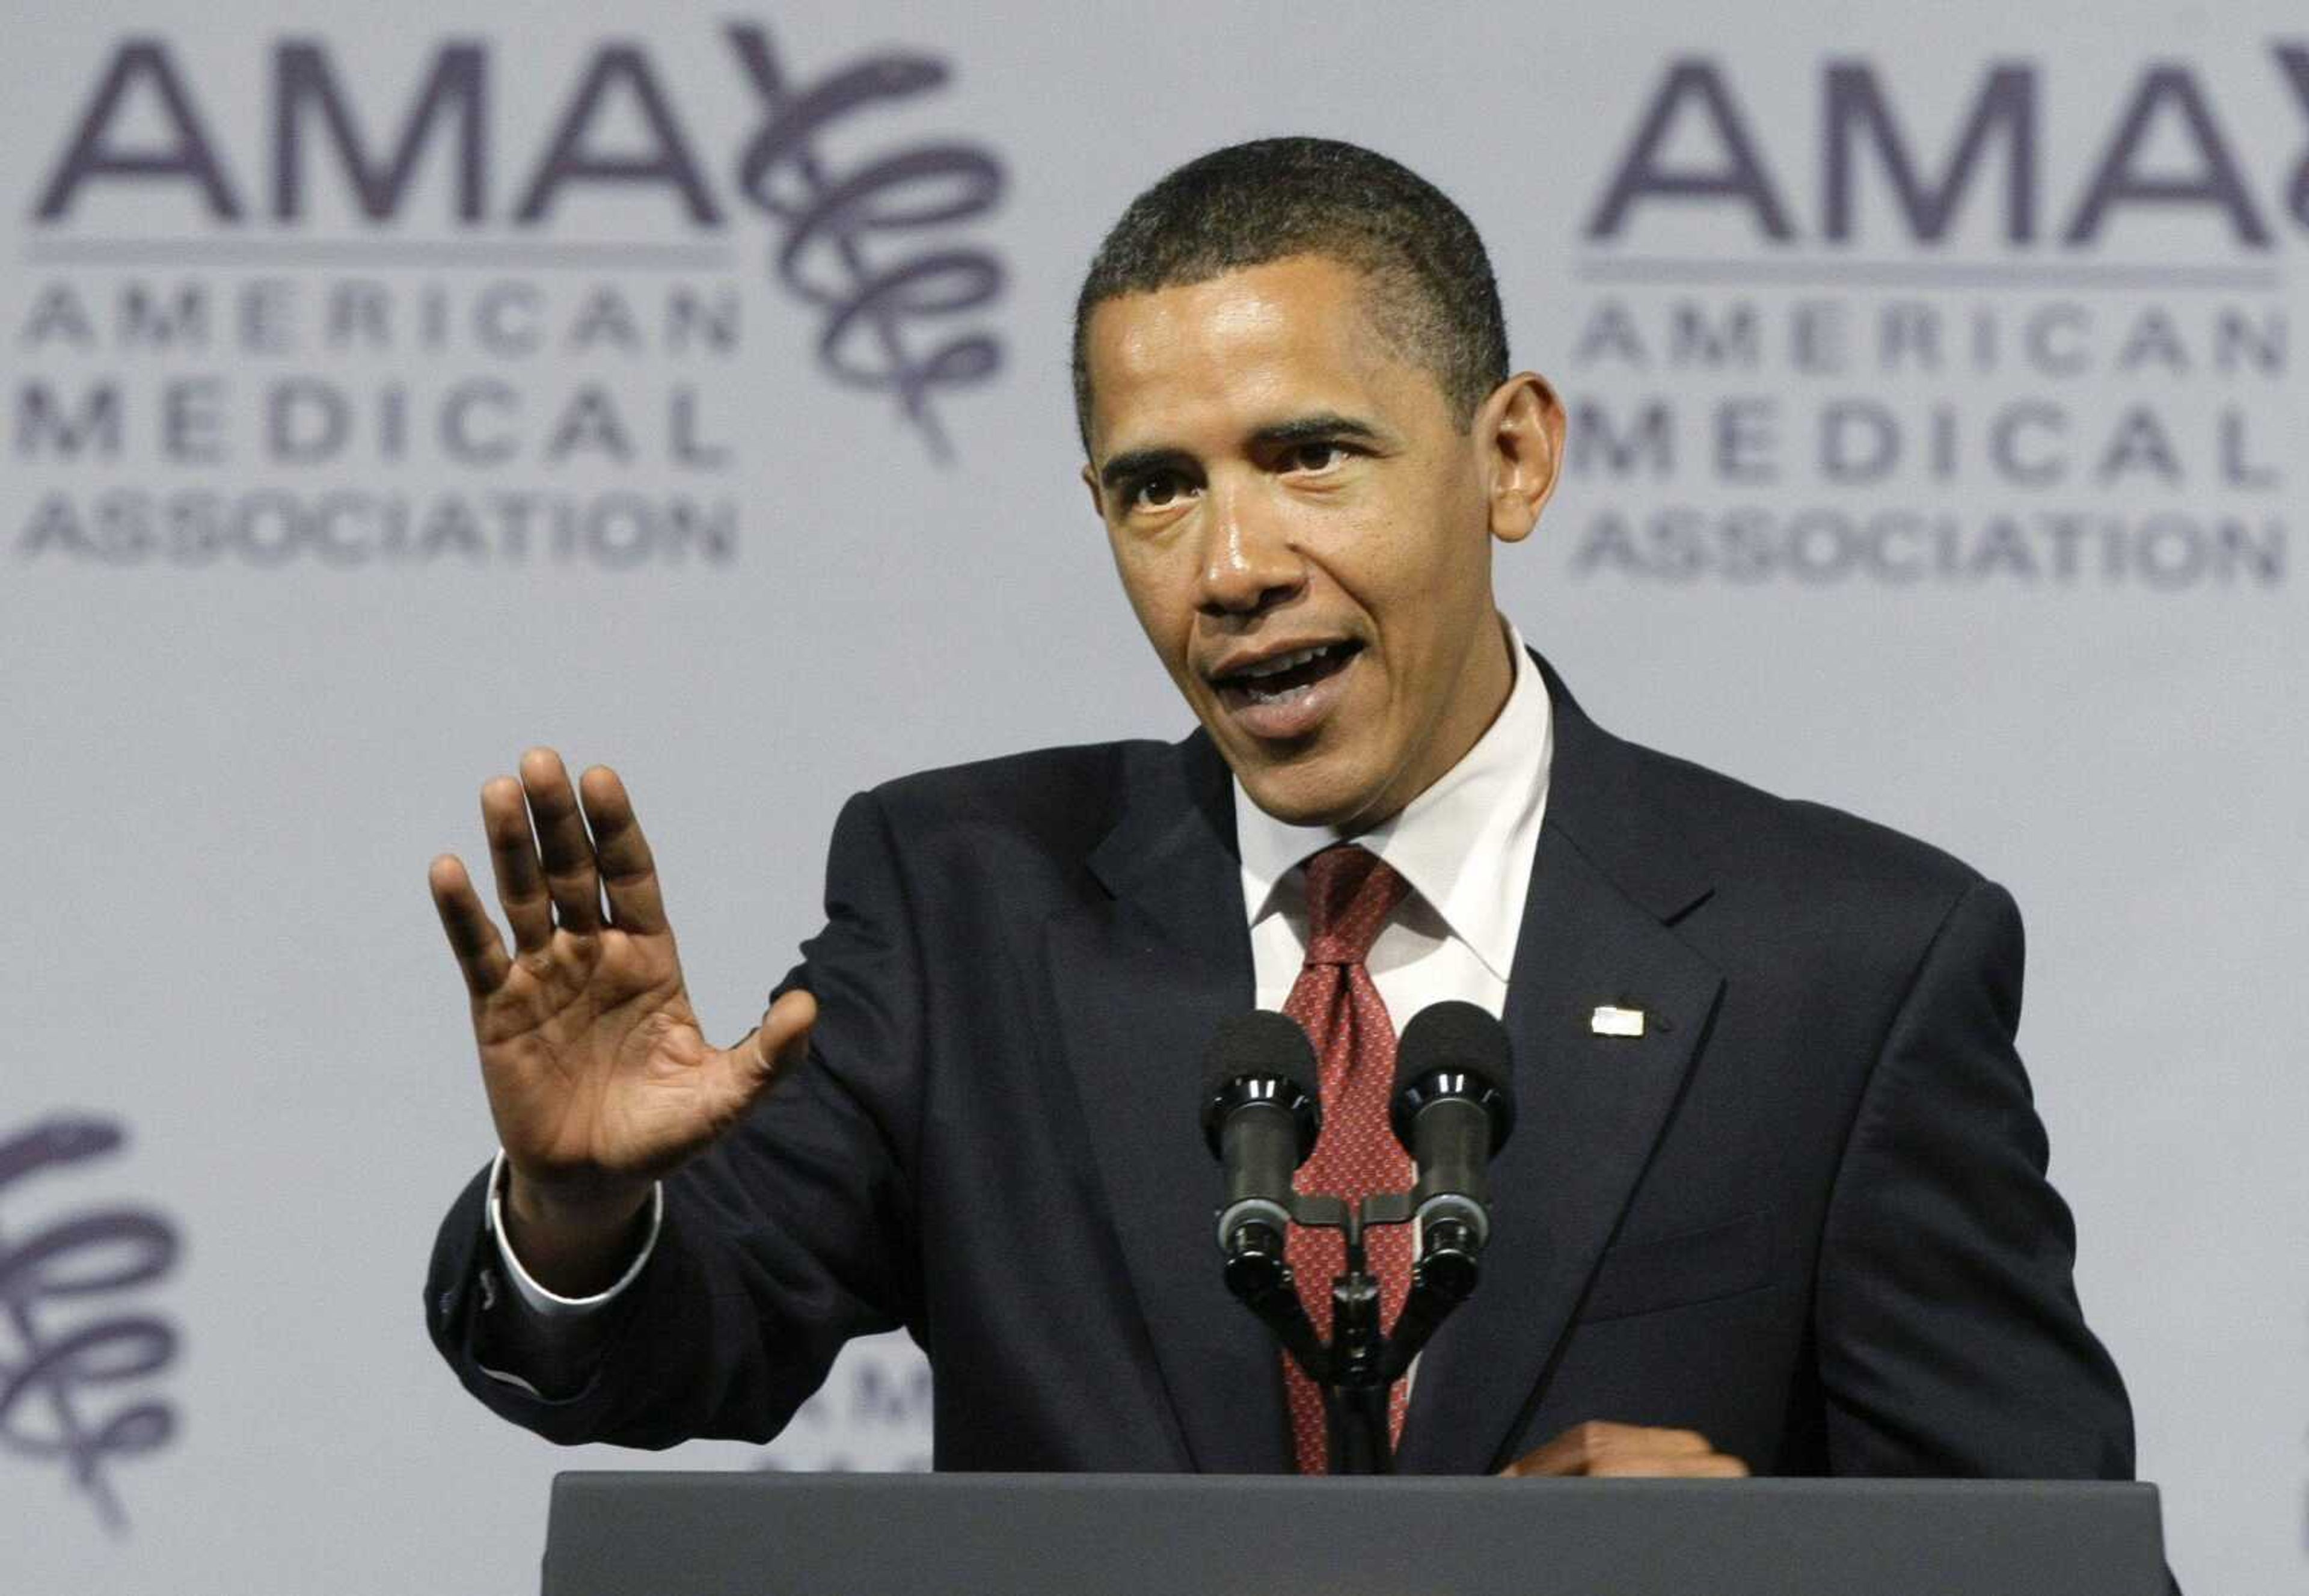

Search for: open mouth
xmin=1212 ymin=639 xmax=1364 ymax=720
xmin=1215 ymin=639 xmax=1362 ymax=701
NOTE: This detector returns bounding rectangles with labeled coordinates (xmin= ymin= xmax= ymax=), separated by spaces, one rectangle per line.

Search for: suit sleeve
xmin=422 ymin=788 xmax=927 ymax=1447
xmin=1814 ymin=879 xmax=2136 ymax=1478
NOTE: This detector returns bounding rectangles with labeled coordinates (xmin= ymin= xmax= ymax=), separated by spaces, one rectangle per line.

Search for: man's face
xmin=1080 ymin=253 xmax=1558 ymax=830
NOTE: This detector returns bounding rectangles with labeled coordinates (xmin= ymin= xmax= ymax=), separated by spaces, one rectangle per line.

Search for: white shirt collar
xmin=1233 ymin=618 xmax=1553 ymax=985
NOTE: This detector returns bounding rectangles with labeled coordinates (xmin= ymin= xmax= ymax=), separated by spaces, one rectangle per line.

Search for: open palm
xmin=428 ymin=749 xmax=815 ymax=1209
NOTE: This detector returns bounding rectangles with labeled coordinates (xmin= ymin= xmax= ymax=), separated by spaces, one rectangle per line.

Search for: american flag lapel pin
xmin=1590 ymin=1005 xmax=1646 ymax=1038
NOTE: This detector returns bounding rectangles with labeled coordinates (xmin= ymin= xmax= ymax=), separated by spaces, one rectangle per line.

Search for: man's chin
xmin=1225 ymin=753 xmax=1382 ymax=831
xmin=1191 ymin=689 xmax=1394 ymax=827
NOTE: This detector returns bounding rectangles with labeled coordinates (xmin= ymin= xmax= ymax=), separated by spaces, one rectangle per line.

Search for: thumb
xmin=742 ymin=987 xmax=818 ymax=1085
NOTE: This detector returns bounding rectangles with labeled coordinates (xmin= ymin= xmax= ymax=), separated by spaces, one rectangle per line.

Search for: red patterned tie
xmin=1280 ymin=843 xmax=1415 ymax=1474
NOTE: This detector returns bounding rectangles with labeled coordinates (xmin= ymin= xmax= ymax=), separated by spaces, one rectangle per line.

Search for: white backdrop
xmin=4 ymin=2 xmax=2303 ymax=1591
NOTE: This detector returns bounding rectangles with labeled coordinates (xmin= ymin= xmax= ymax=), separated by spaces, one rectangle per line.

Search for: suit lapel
xmin=1393 ymin=824 xmax=1723 ymax=1471
xmin=1396 ymin=655 xmax=1725 ymax=1474
xmin=1046 ymin=733 xmax=1290 ymax=1472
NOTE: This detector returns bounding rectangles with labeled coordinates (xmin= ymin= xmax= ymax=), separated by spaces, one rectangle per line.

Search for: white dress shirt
xmin=477 ymin=619 xmax=1553 ymax=1397
xmin=1237 ymin=619 xmax=1551 ymax=1027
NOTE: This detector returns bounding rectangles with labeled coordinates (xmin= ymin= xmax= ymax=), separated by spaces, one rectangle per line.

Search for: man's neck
xmin=1231 ymin=616 xmax=1553 ymax=975
xmin=1346 ymin=611 xmax=1520 ymax=833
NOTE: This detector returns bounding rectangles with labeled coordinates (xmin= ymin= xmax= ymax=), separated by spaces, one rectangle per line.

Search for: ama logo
xmin=1557 ymin=48 xmax=2300 ymax=590
xmin=25 ymin=25 xmax=1007 ymax=456
xmin=1584 ymin=49 xmax=2309 ymax=257
xmin=11 ymin=23 xmax=1008 ymax=570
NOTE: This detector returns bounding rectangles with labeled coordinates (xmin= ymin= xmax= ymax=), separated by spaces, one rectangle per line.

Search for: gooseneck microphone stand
xmin=1221 ymin=1189 xmax=1483 ymax=1475
xmin=1205 ymin=1001 xmax=1513 ymax=1475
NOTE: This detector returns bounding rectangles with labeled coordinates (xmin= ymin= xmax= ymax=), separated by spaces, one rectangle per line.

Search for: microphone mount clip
xmin=1219 ymin=1186 xmax=1483 ymax=1476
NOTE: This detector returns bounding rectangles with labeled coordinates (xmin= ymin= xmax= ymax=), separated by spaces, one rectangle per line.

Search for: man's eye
xmin=1284 ymin=441 xmax=1348 ymax=473
xmin=1131 ymin=473 xmax=1193 ymax=509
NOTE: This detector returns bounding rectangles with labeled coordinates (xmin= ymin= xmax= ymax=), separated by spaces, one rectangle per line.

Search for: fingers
xmin=1585 ymin=1452 xmax=1749 ymax=1479
xmin=478 ymin=752 xmax=660 ymax=948
xmin=745 ymin=989 xmax=819 ymax=1085
xmin=481 ymin=775 xmax=554 ymax=953
xmin=1498 ymin=1421 xmax=1749 ymax=1479
xmin=576 ymin=765 xmax=669 ymax=936
xmin=518 ymin=747 xmax=605 ymax=935
xmin=428 ymin=854 xmax=512 ymax=998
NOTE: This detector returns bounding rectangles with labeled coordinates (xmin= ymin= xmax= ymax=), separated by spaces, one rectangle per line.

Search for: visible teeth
xmin=1239 ymin=643 xmax=1332 ymax=679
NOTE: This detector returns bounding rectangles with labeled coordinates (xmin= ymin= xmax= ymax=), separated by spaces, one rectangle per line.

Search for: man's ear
xmin=1080 ymin=461 xmax=1106 ymax=521
xmin=1481 ymin=373 xmax=1566 ymax=545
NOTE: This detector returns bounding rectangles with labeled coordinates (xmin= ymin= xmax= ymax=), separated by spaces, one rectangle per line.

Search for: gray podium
xmin=541 ymin=1471 xmax=2168 ymax=1596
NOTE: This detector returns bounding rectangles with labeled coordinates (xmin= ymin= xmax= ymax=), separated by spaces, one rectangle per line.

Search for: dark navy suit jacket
xmin=426 ymin=654 xmax=2135 ymax=1477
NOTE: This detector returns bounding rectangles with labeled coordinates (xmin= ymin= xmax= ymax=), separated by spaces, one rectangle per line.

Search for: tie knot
xmin=1299 ymin=843 xmax=1409 ymax=965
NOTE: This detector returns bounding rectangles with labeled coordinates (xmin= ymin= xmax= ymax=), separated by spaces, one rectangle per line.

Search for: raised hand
xmin=428 ymin=749 xmax=815 ymax=1290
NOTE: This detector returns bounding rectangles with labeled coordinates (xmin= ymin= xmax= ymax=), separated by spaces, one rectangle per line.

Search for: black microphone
xmin=1388 ymin=1001 xmax=1516 ymax=1273
xmin=1199 ymin=1011 xmax=1322 ymax=1271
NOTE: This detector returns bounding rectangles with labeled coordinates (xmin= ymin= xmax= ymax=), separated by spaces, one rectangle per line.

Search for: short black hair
xmin=1070 ymin=137 xmax=1509 ymax=452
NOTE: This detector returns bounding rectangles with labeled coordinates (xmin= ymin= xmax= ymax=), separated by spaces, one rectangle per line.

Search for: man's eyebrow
xmin=1097 ymin=414 xmax=1389 ymax=492
xmin=1251 ymin=413 xmax=1386 ymax=450
xmin=1098 ymin=446 xmax=1195 ymax=493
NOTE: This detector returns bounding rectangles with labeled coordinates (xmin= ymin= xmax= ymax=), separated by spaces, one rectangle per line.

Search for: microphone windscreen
xmin=1391 ymin=1000 xmax=1514 ymax=1103
xmin=1200 ymin=1009 xmax=1322 ymax=1103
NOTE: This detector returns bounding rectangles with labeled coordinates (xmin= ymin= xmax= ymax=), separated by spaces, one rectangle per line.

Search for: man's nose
xmin=1195 ymin=483 xmax=1303 ymax=616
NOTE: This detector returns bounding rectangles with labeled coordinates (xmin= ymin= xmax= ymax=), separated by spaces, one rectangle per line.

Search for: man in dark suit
xmin=423 ymin=138 xmax=2135 ymax=1479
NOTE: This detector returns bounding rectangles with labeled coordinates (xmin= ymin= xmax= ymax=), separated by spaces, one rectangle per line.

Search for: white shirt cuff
xmin=483 ymin=1149 xmax=663 ymax=1321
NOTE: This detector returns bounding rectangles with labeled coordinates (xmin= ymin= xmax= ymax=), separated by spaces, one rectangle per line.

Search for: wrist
xmin=504 ymin=1164 xmax=651 ymax=1235
xmin=498 ymin=1164 xmax=654 ymax=1297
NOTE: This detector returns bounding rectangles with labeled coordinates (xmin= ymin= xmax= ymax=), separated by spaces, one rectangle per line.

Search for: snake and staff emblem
xmin=0 ymin=1116 xmax=182 ymax=1534
xmin=728 ymin=24 xmax=1008 ymax=463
